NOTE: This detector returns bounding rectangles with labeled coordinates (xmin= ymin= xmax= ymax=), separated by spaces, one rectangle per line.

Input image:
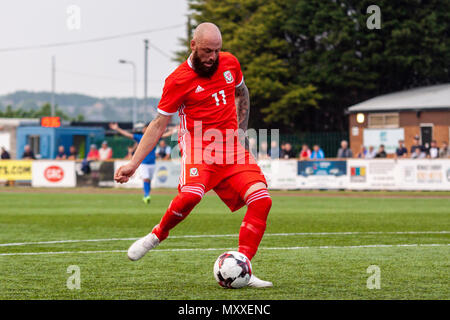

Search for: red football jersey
xmin=157 ymin=52 xmax=245 ymax=164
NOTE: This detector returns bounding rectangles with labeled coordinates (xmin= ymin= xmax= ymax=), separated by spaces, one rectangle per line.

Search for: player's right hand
xmin=114 ymin=163 xmax=137 ymax=184
xmin=109 ymin=122 xmax=119 ymax=130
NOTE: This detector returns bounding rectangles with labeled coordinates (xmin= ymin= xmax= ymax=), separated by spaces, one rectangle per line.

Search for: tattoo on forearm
xmin=235 ymin=83 xmax=250 ymax=150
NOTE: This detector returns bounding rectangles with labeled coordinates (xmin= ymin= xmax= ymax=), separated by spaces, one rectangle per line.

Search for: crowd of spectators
xmin=250 ymin=135 xmax=450 ymax=161
xmin=2 ymin=133 xmax=449 ymax=162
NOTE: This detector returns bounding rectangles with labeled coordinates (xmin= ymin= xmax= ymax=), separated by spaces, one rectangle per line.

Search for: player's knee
xmin=179 ymin=191 xmax=202 ymax=208
xmin=173 ymin=185 xmax=205 ymax=212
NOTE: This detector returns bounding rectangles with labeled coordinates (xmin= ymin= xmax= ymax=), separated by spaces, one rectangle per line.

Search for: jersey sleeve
xmin=157 ymin=77 xmax=185 ymax=116
xmin=233 ymin=55 xmax=244 ymax=87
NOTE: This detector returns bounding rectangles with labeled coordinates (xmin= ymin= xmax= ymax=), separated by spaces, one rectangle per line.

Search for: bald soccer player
xmin=114 ymin=22 xmax=272 ymax=288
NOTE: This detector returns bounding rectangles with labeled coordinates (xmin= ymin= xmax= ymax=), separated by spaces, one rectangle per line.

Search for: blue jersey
xmin=133 ymin=133 xmax=156 ymax=165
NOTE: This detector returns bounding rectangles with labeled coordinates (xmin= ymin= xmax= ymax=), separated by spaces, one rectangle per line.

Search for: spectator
xmin=124 ymin=143 xmax=137 ymax=160
xmin=337 ymin=140 xmax=353 ymax=158
xmin=411 ymin=147 xmax=426 ymax=159
xmin=22 ymin=144 xmax=36 ymax=160
xmin=99 ymin=141 xmax=113 ymax=160
xmin=395 ymin=140 xmax=408 ymax=158
xmin=299 ymin=144 xmax=311 ymax=160
xmin=67 ymin=145 xmax=78 ymax=160
xmin=428 ymin=140 xmax=439 ymax=159
xmin=423 ymin=142 xmax=431 ymax=157
xmin=87 ymin=144 xmax=100 ymax=161
xmin=365 ymin=146 xmax=377 ymax=159
xmin=268 ymin=140 xmax=280 ymax=159
xmin=155 ymin=140 xmax=171 ymax=160
xmin=310 ymin=144 xmax=324 ymax=160
xmin=439 ymin=142 xmax=449 ymax=158
xmin=258 ymin=142 xmax=269 ymax=160
xmin=375 ymin=145 xmax=387 ymax=158
xmin=356 ymin=145 xmax=367 ymax=158
xmin=55 ymin=145 xmax=67 ymax=160
xmin=1 ymin=146 xmax=11 ymax=159
xmin=280 ymin=142 xmax=295 ymax=159
xmin=410 ymin=135 xmax=424 ymax=155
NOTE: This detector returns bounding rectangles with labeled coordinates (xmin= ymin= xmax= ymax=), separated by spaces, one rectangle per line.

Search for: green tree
xmin=0 ymin=103 xmax=84 ymax=121
xmin=177 ymin=0 xmax=450 ymax=132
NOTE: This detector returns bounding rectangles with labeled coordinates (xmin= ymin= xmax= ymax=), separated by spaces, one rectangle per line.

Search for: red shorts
xmin=178 ymin=161 xmax=267 ymax=212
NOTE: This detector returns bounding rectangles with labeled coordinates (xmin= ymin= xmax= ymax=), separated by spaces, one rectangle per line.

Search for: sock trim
xmin=246 ymin=189 xmax=270 ymax=205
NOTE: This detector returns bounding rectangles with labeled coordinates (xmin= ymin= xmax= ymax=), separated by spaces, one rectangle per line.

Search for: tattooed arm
xmin=235 ymin=81 xmax=250 ymax=150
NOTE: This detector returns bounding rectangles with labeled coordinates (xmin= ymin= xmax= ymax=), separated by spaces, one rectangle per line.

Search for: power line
xmin=55 ymin=68 xmax=162 ymax=83
xmin=0 ymin=24 xmax=184 ymax=53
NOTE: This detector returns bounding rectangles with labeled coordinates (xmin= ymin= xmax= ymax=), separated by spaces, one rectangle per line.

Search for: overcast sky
xmin=0 ymin=0 xmax=189 ymax=98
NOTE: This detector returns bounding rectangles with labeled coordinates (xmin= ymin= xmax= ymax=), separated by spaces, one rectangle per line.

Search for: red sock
xmin=238 ymin=189 xmax=272 ymax=260
xmin=152 ymin=185 xmax=204 ymax=241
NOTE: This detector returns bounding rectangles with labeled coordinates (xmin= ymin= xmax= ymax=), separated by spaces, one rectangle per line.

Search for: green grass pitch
xmin=0 ymin=189 xmax=449 ymax=300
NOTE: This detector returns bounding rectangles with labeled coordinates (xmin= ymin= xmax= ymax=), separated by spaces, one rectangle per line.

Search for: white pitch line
xmin=0 ymin=243 xmax=448 ymax=256
xmin=0 ymin=231 xmax=448 ymax=247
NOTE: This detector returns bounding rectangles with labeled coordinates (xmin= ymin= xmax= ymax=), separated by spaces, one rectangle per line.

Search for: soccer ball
xmin=213 ymin=251 xmax=252 ymax=288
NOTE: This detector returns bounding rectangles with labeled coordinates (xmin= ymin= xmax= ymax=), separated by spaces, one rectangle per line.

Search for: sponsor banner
xmin=32 ymin=161 xmax=76 ymax=187
xmin=152 ymin=161 xmax=181 ymax=188
xmin=347 ymin=159 xmax=397 ymax=189
xmin=395 ymin=159 xmax=450 ymax=190
xmin=297 ymin=160 xmax=347 ymax=189
xmin=259 ymin=159 xmax=298 ymax=189
xmin=347 ymin=159 xmax=450 ymax=190
xmin=114 ymin=160 xmax=182 ymax=189
xmin=0 ymin=160 xmax=32 ymax=180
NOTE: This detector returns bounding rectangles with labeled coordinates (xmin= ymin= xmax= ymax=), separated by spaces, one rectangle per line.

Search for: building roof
xmin=0 ymin=117 xmax=39 ymax=126
xmin=347 ymin=83 xmax=450 ymax=113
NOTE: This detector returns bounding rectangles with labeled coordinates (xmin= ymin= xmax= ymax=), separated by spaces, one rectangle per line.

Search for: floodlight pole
xmin=144 ymin=39 xmax=149 ymax=122
xmin=51 ymin=55 xmax=55 ymax=116
xmin=119 ymin=59 xmax=137 ymax=126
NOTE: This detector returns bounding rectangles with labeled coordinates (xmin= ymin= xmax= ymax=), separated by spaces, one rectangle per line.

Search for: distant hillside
xmin=0 ymin=91 xmax=161 ymax=122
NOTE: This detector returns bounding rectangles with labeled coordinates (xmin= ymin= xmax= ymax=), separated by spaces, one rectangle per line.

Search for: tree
xmin=177 ymin=0 xmax=450 ymax=132
xmin=0 ymin=103 xmax=84 ymax=121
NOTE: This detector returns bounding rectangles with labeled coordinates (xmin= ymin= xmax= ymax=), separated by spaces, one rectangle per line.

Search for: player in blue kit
xmin=109 ymin=122 xmax=156 ymax=204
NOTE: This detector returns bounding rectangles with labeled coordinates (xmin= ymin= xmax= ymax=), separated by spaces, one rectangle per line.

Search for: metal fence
xmin=278 ymin=132 xmax=349 ymax=158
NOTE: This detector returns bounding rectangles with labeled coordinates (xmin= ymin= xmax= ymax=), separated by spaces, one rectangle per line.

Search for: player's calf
xmin=128 ymin=185 xmax=205 ymax=261
xmin=152 ymin=184 xmax=205 ymax=241
xmin=238 ymin=189 xmax=272 ymax=261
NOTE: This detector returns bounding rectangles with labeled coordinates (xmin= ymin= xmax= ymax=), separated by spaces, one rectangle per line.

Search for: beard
xmin=192 ymin=50 xmax=219 ymax=78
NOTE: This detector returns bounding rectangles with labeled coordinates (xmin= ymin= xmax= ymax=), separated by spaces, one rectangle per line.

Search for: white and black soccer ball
xmin=213 ymin=251 xmax=252 ymax=288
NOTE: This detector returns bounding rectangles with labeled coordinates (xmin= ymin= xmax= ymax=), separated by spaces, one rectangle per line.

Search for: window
xmin=28 ymin=135 xmax=40 ymax=156
xmin=368 ymin=113 xmax=399 ymax=128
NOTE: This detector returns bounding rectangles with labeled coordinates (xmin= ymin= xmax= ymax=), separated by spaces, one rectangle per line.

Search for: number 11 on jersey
xmin=212 ymin=90 xmax=226 ymax=106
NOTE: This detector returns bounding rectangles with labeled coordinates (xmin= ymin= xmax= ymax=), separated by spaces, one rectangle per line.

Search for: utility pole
xmin=118 ymin=60 xmax=137 ymax=126
xmin=51 ymin=55 xmax=55 ymax=116
xmin=143 ymin=39 xmax=149 ymax=122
